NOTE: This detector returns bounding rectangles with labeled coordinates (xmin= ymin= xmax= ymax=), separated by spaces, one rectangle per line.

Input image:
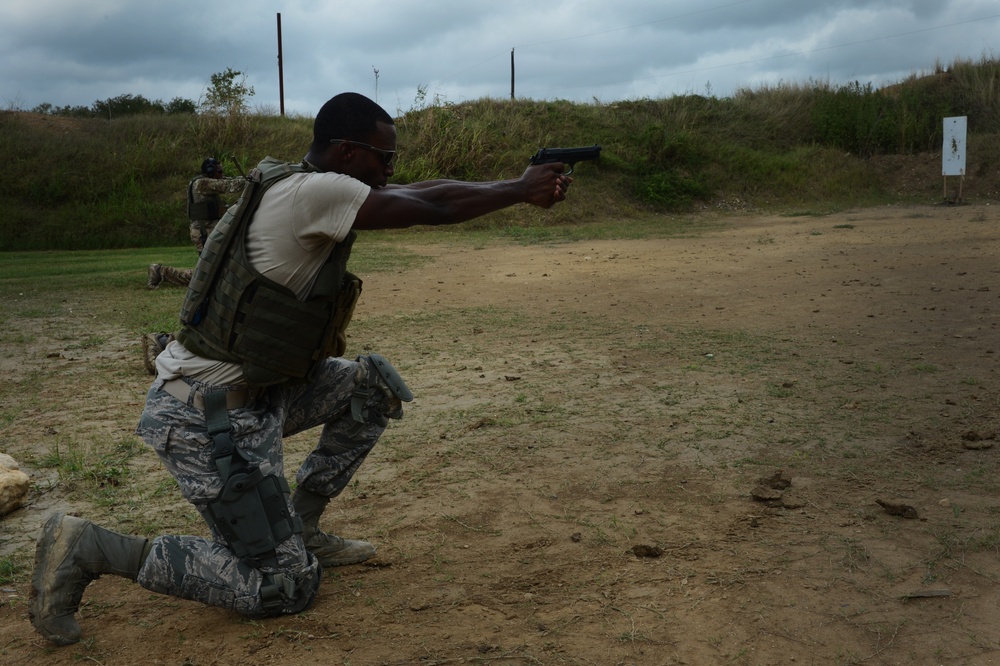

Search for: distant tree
xmin=30 ymin=102 xmax=90 ymax=117
xmin=57 ymin=104 xmax=95 ymax=118
xmin=93 ymin=94 xmax=167 ymax=119
xmin=30 ymin=94 xmax=196 ymax=118
xmin=194 ymin=68 xmax=257 ymax=157
xmin=166 ymin=97 xmax=197 ymax=115
xmin=201 ymin=68 xmax=255 ymax=116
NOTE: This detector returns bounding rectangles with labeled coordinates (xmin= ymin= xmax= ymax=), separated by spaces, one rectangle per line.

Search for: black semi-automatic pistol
xmin=529 ymin=145 xmax=601 ymax=175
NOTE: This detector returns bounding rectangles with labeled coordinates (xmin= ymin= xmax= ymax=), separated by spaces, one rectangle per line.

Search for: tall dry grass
xmin=3 ymin=54 xmax=999 ymax=250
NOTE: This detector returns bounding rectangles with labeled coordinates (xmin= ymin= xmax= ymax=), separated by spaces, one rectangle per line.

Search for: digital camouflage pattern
xmin=134 ymin=355 xmax=398 ymax=615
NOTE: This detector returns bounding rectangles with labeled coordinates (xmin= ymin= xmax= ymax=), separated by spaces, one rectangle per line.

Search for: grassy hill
xmin=3 ymin=55 xmax=1000 ymax=251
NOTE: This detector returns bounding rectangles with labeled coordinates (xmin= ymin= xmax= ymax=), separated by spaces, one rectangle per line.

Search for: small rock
xmin=0 ymin=465 xmax=30 ymax=517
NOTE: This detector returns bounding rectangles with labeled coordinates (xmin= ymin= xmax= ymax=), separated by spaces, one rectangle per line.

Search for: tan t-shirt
xmin=156 ymin=170 xmax=371 ymax=385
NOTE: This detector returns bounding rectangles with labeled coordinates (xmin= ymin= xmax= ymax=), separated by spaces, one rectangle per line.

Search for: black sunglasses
xmin=329 ymin=139 xmax=396 ymax=166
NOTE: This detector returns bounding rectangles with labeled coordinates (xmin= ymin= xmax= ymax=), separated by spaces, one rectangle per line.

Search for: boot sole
xmin=316 ymin=551 xmax=376 ymax=567
xmin=309 ymin=542 xmax=377 ymax=567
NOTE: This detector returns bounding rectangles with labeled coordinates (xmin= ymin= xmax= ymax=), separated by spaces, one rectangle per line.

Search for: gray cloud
xmin=2 ymin=0 xmax=997 ymax=116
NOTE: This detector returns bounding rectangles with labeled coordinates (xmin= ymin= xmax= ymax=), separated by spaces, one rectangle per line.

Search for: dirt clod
xmin=876 ymin=499 xmax=920 ymax=519
xmin=630 ymin=544 xmax=664 ymax=558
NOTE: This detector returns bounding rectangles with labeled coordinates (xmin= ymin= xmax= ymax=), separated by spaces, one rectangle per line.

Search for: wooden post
xmin=277 ymin=13 xmax=285 ymax=117
xmin=510 ymin=48 xmax=515 ymax=100
xmin=943 ymin=175 xmax=966 ymax=204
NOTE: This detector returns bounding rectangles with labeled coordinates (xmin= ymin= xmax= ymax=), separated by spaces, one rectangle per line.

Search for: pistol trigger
xmin=564 ymin=164 xmax=575 ymax=175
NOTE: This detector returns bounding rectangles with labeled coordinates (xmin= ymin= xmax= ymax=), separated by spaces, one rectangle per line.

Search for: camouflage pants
xmin=160 ymin=265 xmax=192 ymax=286
xmin=189 ymin=220 xmax=219 ymax=253
xmin=133 ymin=356 xmax=393 ymax=616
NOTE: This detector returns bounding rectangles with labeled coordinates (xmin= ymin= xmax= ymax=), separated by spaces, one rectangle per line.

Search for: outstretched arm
xmin=353 ymin=163 xmax=571 ymax=231
xmin=195 ymin=176 xmax=247 ymax=195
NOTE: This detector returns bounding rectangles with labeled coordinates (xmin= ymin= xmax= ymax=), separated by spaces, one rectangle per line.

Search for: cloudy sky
xmin=3 ymin=0 xmax=998 ymax=117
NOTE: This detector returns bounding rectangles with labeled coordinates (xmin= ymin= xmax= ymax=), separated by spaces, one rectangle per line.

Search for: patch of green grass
xmin=35 ymin=436 xmax=145 ymax=501
xmin=0 ymin=241 xmax=431 ymax=337
xmin=0 ymin=331 xmax=35 ymax=344
xmin=782 ymin=210 xmax=828 ymax=217
xmin=0 ymin=554 xmax=24 ymax=585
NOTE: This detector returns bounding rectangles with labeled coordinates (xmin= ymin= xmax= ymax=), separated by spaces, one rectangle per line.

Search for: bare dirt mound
xmin=2 ymin=203 xmax=999 ymax=665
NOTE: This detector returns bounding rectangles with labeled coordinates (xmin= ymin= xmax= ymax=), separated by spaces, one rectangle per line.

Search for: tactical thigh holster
xmin=200 ymin=391 xmax=302 ymax=568
xmin=199 ymin=391 xmax=315 ymax=614
xmin=204 ymin=466 xmax=299 ymax=564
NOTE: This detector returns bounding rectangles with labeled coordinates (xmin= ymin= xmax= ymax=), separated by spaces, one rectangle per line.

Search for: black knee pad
xmin=259 ymin=556 xmax=322 ymax=617
xmin=350 ymin=354 xmax=414 ymax=427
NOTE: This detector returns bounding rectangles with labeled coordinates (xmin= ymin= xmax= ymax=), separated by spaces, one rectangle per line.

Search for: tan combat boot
xmin=146 ymin=263 xmax=162 ymax=289
xmin=293 ymin=488 xmax=375 ymax=567
xmin=30 ymin=513 xmax=150 ymax=646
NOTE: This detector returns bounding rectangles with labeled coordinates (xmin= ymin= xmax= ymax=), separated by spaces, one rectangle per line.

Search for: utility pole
xmin=510 ymin=48 xmax=515 ymax=100
xmin=276 ymin=13 xmax=285 ymax=117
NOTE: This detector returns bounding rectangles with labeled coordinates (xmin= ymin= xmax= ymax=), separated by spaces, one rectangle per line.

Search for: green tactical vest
xmin=187 ymin=176 xmax=222 ymax=221
xmin=176 ymin=157 xmax=363 ymax=387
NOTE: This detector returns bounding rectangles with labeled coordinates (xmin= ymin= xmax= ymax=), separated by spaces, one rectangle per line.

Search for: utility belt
xmin=161 ymin=378 xmax=258 ymax=411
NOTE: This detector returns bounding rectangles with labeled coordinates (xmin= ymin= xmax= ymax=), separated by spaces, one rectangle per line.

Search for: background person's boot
xmin=30 ymin=513 xmax=151 ymax=646
xmin=293 ymin=487 xmax=375 ymax=567
xmin=146 ymin=263 xmax=162 ymax=289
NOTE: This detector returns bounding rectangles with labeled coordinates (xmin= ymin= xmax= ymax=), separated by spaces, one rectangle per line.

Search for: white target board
xmin=942 ymin=116 xmax=967 ymax=176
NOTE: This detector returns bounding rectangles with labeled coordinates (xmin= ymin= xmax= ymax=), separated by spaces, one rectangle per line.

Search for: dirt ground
xmin=2 ymin=203 xmax=1000 ymax=665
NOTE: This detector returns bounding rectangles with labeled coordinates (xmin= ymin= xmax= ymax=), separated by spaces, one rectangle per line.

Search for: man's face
xmin=342 ymin=121 xmax=397 ymax=188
